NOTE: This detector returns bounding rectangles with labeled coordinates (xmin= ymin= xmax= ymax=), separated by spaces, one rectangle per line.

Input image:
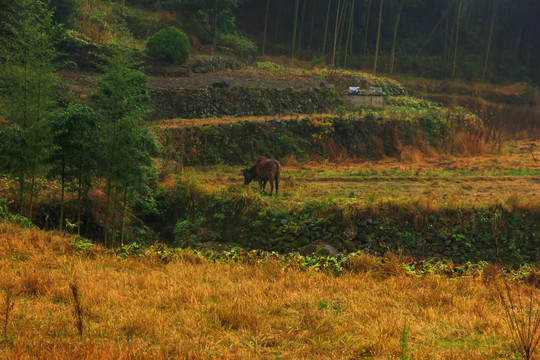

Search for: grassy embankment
xmin=1 ymin=221 xmax=539 ymax=359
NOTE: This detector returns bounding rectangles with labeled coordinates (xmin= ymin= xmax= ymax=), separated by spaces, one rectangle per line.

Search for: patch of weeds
xmin=72 ymin=237 xmax=93 ymax=252
xmin=318 ymin=300 xmax=344 ymax=314
xmin=336 ymin=105 xmax=347 ymax=117
xmin=400 ymin=324 xmax=411 ymax=360
xmin=397 ymin=231 xmax=416 ymax=249
xmin=451 ymin=228 xmax=470 ymax=248
xmin=0 ymin=199 xmax=33 ymax=228
xmin=249 ymin=219 xmax=263 ymax=231
xmin=119 ymin=242 xmax=143 ymax=258
xmin=256 ymin=61 xmax=283 ymax=70
xmin=132 ymin=188 xmax=164 ymax=217
xmin=173 ymin=216 xmax=206 ymax=248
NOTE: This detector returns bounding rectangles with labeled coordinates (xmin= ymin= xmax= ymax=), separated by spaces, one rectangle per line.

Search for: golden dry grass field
xmin=1 ymin=221 xmax=539 ymax=360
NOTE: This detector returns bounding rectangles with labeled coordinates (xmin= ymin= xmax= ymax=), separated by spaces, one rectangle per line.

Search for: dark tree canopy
xmin=234 ymin=0 xmax=540 ymax=84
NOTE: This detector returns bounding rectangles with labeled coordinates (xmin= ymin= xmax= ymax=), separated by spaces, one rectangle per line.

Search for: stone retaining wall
xmin=149 ymin=87 xmax=339 ymax=120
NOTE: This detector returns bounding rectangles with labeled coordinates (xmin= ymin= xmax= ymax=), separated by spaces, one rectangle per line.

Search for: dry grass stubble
xmin=0 ymin=222 xmax=528 ymax=359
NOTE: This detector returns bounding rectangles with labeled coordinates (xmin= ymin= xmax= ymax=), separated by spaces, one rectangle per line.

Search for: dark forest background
xmin=235 ymin=0 xmax=540 ymax=84
xmin=1 ymin=0 xmax=539 ymax=84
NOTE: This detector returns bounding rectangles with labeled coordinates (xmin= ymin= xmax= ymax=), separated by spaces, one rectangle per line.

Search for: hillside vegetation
xmin=1 ymin=1 xmax=540 ymax=358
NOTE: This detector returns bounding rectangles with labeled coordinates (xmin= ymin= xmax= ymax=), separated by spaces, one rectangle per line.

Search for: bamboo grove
xmin=0 ymin=0 xmax=157 ymax=245
xmin=236 ymin=0 xmax=540 ymax=83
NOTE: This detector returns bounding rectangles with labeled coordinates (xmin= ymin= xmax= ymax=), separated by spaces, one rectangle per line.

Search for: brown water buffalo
xmin=243 ymin=156 xmax=281 ymax=196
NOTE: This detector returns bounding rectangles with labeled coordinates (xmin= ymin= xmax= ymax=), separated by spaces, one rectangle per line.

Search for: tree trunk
xmin=389 ymin=0 xmax=404 ymax=74
xmin=344 ymin=0 xmax=355 ymax=68
xmin=373 ymin=0 xmax=383 ymax=73
xmin=28 ymin=171 xmax=35 ymax=222
xmin=336 ymin=0 xmax=348 ymax=66
xmin=104 ymin=177 xmax=112 ymax=247
xmin=291 ymin=0 xmax=300 ymax=58
xmin=452 ymin=0 xmax=463 ymax=79
xmin=19 ymin=175 xmax=24 ymax=215
xmin=211 ymin=6 xmax=218 ymax=55
xmin=332 ymin=0 xmax=342 ymax=65
xmin=110 ymin=182 xmax=119 ymax=247
xmin=482 ymin=0 xmax=500 ymax=82
xmin=120 ymin=185 xmax=128 ymax=245
xmin=297 ymin=0 xmax=308 ymax=58
xmin=59 ymin=158 xmax=65 ymax=231
xmin=444 ymin=0 xmax=450 ymax=60
xmin=262 ymin=0 xmax=270 ymax=56
xmin=417 ymin=4 xmax=450 ymax=57
xmin=77 ymin=176 xmax=82 ymax=236
xmin=274 ymin=0 xmax=284 ymax=40
xmin=447 ymin=0 xmax=458 ymax=63
xmin=309 ymin=1 xmax=315 ymax=50
xmin=322 ymin=0 xmax=332 ymax=58
xmin=363 ymin=0 xmax=371 ymax=56
xmin=23 ymin=65 xmax=28 ymax=129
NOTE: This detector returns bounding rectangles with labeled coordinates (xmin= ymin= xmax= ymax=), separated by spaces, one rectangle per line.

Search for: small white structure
xmin=344 ymin=87 xmax=386 ymax=109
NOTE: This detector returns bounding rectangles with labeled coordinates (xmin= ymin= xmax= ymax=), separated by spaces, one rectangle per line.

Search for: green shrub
xmin=173 ymin=216 xmax=206 ymax=248
xmin=49 ymin=0 xmax=76 ymax=27
xmin=125 ymin=9 xmax=163 ymax=40
xmin=256 ymin=61 xmax=283 ymax=70
xmin=217 ymin=32 xmax=257 ymax=59
xmin=145 ymin=27 xmax=190 ymax=65
xmin=387 ymin=95 xmax=433 ymax=109
xmin=0 ymin=199 xmax=33 ymax=228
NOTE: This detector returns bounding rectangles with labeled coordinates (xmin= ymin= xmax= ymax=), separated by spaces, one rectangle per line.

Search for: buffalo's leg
xmin=275 ymin=178 xmax=279 ymax=196
xmin=262 ymin=180 xmax=267 ymax=192
xmin=269 ymin=179 xmax=275 ymax=195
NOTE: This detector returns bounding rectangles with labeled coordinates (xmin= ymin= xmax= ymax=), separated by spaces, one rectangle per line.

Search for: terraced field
xmin=179 ymin=140 xmax=540 ymax=210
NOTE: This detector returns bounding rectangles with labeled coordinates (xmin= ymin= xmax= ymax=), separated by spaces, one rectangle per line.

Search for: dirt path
xmin=149 ymin=70 xmax=318 ymax=90
xmin=59 ymin=68 xmax=320 ymax=96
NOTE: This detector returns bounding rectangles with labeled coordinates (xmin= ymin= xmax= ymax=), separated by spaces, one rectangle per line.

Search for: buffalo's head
xmin=242 ymin=168 xmax=255 ymax=185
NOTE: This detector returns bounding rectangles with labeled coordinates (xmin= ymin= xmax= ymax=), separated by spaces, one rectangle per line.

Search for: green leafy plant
xmin=217 ymin=32 xmax=257 ymax=58
xmin=451 ymin=228 xmax=471 ymax=248
xmin=336 ymin=105 xmax=347 ymax=117
xmin=400 ymin=324 xmax=411 ymax=360
xmin=120 ymin=242 xmax=142 ymax=257
xmin=256 ymin=61 xmax=283 ymax=70
xmin=145 ymin=26 xmax=190 ymax=65
xmin=173 ymin=216 xmax=206 ymax=248
xmin=72 ymin=237 xmax=93 ymax=252
xmin=0 ymin=199 xmax=33 ymax=228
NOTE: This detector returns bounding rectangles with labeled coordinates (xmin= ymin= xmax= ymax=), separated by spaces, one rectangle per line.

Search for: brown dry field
xmin=179 ymin=140 xmax=540 ymax=211
xmin=152 ymin=114 xmax=336 ymax=129
xmin=1 ymin=222 xmax=539 ymax=360
xmin=59 ymin=65 xmax=320 ymax=97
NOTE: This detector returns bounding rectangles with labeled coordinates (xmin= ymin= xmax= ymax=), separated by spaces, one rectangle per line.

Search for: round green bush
xmin=145 ymin=27 xmax=190 ymax=65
